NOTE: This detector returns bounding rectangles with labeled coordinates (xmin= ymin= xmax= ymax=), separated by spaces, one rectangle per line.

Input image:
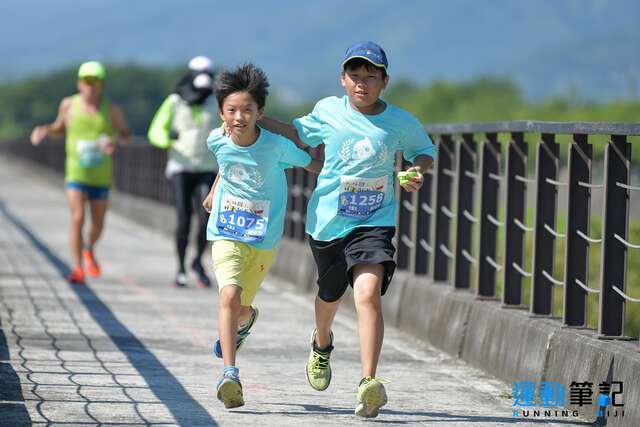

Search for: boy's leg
xmin=307 ymin=235 xmax=348 ymax=391
xmin=218 ymin=284 xmax=242 ymax=367
xmin=216 ymin=282 xmax=244 ymax=409
xmin=212 ymin=240 xmax=245 ymax=408
xmin=308 ymin=235 xmax=348 ymax=348
xmin=237 ymin=305 xmax=253 ymax=324
xmin=343 ymin=227 xmax=396 ymax=418
xmin=66 ymin=188 xmax=86 ymax=268
xmin=212 ymin=241 xmax=271 ymax=358
xmin=352 ymin=263 xmax=385 ymax=378
xmin=314 ymin=296 xmax=340 ymax=349
xmin=236 ymin=247 xmax=275 ymax=329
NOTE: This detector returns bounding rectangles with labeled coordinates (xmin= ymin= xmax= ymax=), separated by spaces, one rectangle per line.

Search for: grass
xmin=457 ymin=208 xmax=640 ymax=338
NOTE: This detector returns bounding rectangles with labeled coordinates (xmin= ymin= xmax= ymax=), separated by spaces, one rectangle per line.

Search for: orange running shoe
xmin=83 ymin=249 xmax=101 ymax=277
xmin=67 ymin=266 xmax=85 ymax=284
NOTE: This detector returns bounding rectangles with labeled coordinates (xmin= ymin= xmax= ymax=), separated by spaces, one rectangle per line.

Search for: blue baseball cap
xmin=342 ymin=41 xmax=388 ymax=70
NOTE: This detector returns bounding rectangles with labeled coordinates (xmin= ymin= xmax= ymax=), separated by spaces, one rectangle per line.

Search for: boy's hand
xmin=221 ymin=122 xmax=232 ymax=138
xmin=202 ymin=191 xmax=213 ymax=213
xmin=398 ymin=167 xmax=423 ymax=192
xmin=30 ymin=125 xmax=48 ymax=146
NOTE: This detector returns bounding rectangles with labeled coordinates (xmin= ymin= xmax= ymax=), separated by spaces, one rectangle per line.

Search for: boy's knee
xmin=219 ymin=285 xmax=242 ymax=309
xmin=354 ymin=282 xmax=382 ymax=307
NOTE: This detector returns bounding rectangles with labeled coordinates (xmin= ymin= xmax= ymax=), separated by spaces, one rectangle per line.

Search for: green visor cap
xmin=78 ymin=61 xmax=106 ymax=80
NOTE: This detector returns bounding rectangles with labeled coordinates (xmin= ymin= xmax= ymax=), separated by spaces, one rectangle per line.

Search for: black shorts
xmin=308 ymin=226 xmax=396 ymax=302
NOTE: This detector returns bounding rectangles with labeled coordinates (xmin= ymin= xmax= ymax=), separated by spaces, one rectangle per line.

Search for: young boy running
xmin=202 ymin=63 xmax=321 ymax=409
xmin=30 ymin=61 xmax=130 ymax=284
xmin=259 ymin=41 xmax=435 ymax=417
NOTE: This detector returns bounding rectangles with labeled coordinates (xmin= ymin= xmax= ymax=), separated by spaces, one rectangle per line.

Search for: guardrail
xmin=3 ymin=121 xmax=640 ymax=340
xmin=285 ymin=121 xmax=640 ymax=341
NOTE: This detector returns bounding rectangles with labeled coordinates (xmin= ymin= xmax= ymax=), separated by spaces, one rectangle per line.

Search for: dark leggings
xmin=169 ymin=171 xmax=216 ymax=273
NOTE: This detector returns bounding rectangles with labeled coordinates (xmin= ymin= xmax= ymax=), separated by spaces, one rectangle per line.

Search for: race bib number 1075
xmin=216 ymin=194 xmax=270 ymax=243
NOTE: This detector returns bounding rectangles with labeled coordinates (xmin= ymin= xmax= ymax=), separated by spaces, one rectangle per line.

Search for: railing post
xmin=563 ymin=134 xmax=592 ymax=327
xmin=453 ymin=133 xmax=477 ymax=289
xmin=598 ymin=135 xmax=631 ymax=338
xmin=397 ymin=159 xmax=416 ymax=271
xmin=432 ymin=135 xmax=455 ymax=282
xmin=414 ymin=160 xmax=435 ymax=275
xmin=477 ymin=133 xmax=501 ymax=299
xmin=502 ymin=132 xmax=528 ymax=306
xmin=531 ymin=133 xmax=560 ymax=316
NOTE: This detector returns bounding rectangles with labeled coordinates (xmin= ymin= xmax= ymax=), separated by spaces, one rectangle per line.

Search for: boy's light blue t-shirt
xmin=293 ymin=95 xmax=436 ymax=242
xmin=206 ymin=127 xmax=311 ymax=249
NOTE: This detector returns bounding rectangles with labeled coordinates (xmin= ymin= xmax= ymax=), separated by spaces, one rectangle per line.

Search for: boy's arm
xmin=411 ymin=154 xmax=433 ymax=174
xmin=304 ymin=158 xmax=324 ymax=174
xmin=30 ymin=97 xmax=70 ymax=145
xmin=400 ymin=154 xmax=434 ymax=193
xmin=258 ymin=116 xmax=308 ymax=150
xmin=202 ymin=173 xmax=221 ymax=213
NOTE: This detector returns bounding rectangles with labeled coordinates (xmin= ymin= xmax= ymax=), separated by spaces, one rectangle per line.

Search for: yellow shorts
xmin=212 ymin=239 xmax=276 ymax=306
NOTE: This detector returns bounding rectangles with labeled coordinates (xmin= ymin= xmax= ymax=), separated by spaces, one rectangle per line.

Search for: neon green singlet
xmin=65 ymin=94 xmax=114 ymax=187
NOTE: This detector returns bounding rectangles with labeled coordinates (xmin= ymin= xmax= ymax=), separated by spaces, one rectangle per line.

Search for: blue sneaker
xmin=214 ymin=305 xmax=259 ymax=358
xmin=216 ymin=367 xmax=244 ymax=409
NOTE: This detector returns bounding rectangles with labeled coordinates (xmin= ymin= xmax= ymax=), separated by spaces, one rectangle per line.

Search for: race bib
xmin=77 ymin=139 xmax=104 ymax=168
xmin=337 ymin=175 xmax=387 ymax=219
xmin=216 ymin=194 xmax=270 ymax=243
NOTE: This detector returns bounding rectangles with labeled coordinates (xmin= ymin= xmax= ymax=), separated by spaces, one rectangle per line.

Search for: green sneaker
xmin=355 ymin=376 xmax=389 ymax=418
xmin=305 ymin=328 xmax=334 ymax=391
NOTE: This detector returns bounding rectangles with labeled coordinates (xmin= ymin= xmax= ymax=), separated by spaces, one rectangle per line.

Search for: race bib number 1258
xmin=337 ymin=175 xmax=387 ymax=219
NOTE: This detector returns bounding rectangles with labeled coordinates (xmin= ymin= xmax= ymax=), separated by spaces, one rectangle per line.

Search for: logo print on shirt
xmin=222 ymin=163 xmax=265 ymax=188
xmin=339 ymin=137 xmax=388 ymax=169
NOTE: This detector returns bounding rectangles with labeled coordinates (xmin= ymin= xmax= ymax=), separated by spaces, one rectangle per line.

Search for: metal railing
xmin=284 ymin=121 xmax=640 ymax=341
xmin=2 ymin=121 xmax=640 ymax=340
xmin=2 ymin=137 xmax=171 ymax=204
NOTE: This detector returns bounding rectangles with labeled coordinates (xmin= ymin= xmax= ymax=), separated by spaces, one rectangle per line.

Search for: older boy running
xmin=260 ymin=41 xmax=435 ymax=418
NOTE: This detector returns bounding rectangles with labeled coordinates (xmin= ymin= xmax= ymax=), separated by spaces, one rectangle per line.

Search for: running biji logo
xmin=510 ymin=380 xmax=626 ymax=420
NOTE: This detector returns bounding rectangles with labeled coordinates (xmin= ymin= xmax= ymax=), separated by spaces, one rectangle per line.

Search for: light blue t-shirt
xmin=206 ymin=127 xmax=312 ymax=249
xmin=293 ymin=95 xmax=436 ymax=242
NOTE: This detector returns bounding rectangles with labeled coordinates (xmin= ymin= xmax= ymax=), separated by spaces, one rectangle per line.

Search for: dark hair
xmin=214 ymin=63 xmax=269 ymax=109
xmin=343 ymin=58 xmax=388 ymax=78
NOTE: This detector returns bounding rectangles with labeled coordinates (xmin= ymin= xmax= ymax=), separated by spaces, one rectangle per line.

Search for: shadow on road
xmin=0 ymin=200 xmax=218 ymax=426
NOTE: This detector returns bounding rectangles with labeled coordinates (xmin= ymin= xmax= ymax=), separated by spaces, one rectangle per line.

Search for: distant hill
xmin=1 ymin=0 xmax=638 ymax=101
